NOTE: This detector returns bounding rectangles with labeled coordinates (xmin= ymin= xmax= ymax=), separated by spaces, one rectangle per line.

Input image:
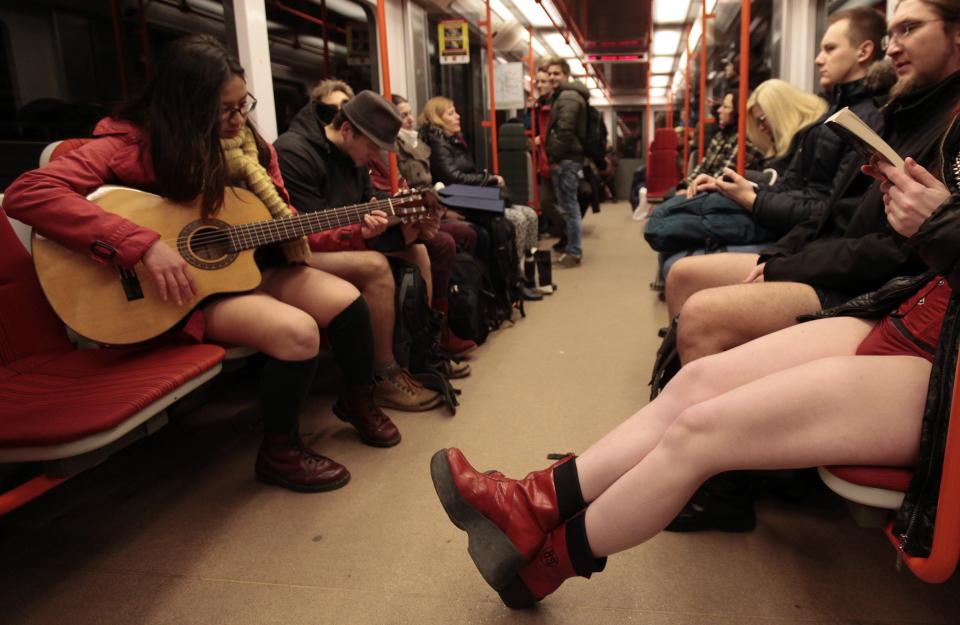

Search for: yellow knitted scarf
xmin=220 ymin=127 xmax=311 ymax=263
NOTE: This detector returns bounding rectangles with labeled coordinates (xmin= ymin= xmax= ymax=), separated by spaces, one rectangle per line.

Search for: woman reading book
xmin=3 ymin=34 xmax=403 ymax=493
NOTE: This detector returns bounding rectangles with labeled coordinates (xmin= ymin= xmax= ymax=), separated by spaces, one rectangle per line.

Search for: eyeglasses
xmin=882 ymin=19 xmax=943 ymax=50
xmin=221 ymin=94 xmax=257 ymax=119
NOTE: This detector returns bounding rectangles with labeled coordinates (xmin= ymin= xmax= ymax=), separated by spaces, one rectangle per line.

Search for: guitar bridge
xmin=118 ymin=266 xmax=144 ymax=301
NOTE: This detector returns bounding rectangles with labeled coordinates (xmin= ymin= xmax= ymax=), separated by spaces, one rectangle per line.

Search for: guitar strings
xmin=157 ymin=193 xmax=430 ymax=248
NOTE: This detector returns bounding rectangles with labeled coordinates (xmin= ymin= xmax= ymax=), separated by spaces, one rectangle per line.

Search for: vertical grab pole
xmin=698 ymin=0 xmax=708 ymax=161
xmin=528 ymin=27 xmax=540 ymax=210
xmin=322 ymin=0 xmax=330 ymax=77
xmin=736 ymin=0 xmax=751 ymax=175
xmin=684 ymin=35 xmax=691 ymax=177
xmin=644 ymin=18 xmax=652 ymax=176
xmin=376 ymin=0 xmax=399 ymax=193
xmin=480 ymin=0 xmax=500 ymax=174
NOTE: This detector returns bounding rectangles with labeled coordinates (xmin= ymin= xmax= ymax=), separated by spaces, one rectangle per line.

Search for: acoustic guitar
xmin=32 ymin=185 xmax=434 ymax=345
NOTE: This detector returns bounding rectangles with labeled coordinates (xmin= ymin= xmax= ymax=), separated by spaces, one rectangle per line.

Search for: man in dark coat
xmin=672 ymin=1 xmax=960 ymax=364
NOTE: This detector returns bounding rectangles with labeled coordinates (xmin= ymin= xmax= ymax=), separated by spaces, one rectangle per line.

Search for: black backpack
xmin=449 ymin=252 xmax=498 ymax=344
xmin=486 ymin=216 xmax=524 ymax=323
xmin=390 ymin=259 xmax=460 ymax=414
xmin=583 ymin=103 xmax=608 ymax=170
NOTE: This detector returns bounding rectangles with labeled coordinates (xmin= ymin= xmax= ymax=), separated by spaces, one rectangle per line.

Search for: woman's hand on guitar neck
xmin=142 ymin=240 xmax=198 ymax=306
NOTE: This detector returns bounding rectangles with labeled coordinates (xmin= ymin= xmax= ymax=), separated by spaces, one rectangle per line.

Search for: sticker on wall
xmin=439 ymin=19 xmax=469 ymax=65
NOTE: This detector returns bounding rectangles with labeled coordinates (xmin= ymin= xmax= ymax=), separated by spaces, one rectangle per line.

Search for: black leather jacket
xmin=419 ymin=123 xmax=494 ymax=187
xmin=806 ymin=113 xmax=960 ymax=558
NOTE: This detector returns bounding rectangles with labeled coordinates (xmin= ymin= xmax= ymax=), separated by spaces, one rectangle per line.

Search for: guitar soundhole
xmin=179 ymin=219 xmax=238 ymax=270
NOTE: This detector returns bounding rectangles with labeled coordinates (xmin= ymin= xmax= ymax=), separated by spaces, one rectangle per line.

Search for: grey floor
xmin=3 ymin=202 xmax=959 ymax=625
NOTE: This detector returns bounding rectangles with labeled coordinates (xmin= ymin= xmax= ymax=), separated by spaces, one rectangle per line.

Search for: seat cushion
xmin=823 ymin=465 xmax=914 ymax=493
xmin=0 ymin=343 xmax=224 ymax=448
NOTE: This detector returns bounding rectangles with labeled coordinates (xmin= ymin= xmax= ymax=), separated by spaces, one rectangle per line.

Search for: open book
xmin=824 ymin=107 xmax=905 ymax=170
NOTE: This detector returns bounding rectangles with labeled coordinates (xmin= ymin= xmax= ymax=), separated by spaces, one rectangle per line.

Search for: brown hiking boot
xmin=374 ymin=366 xmax=443 ymax=411
xmin=334 ymin=386 xmax=402 ymax=447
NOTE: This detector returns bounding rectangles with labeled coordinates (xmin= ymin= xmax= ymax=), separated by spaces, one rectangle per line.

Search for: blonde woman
xmin=419 ymin=96 xmax=540 ymax=279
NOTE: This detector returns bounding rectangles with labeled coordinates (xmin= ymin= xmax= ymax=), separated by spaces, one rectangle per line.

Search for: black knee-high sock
xmin=325 ymin=295 xmax=375 ymax=388
xmin=565 ymin=512 xmax=607 ymax=577
xmin=554 ymin=457 xmax=587 ymax=520
xmin=260 ymin=355 xmax=320 ymax=434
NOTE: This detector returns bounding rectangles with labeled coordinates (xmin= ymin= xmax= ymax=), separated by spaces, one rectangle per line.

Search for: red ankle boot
xmin=430 ymin=448 xmax=575 ymax=591
xmin=434 ymin=297 xmax=477 ymax=357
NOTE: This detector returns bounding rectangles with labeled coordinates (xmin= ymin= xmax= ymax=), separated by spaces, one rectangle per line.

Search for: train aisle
xmin=3 ymin=202 xmax=960 ymax=624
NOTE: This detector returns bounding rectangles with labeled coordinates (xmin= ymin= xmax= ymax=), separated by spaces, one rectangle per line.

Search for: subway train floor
xmin=2 ymin=201 xmax=960 ymax=625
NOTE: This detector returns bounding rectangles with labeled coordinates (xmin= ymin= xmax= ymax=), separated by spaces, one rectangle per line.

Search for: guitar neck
xmin=227 ymin=195 xmax=414 ymax=251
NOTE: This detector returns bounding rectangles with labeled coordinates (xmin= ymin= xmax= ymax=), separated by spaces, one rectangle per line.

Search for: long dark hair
xmin=118 ymin=34 xmax=269 ymax=216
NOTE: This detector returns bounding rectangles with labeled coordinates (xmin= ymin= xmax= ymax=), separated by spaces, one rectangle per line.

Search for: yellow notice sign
xmin=439 ymin=19 xmax=469 ymax=65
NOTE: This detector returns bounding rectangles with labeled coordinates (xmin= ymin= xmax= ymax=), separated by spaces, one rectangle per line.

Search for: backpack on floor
xmin=487 ymin=216 xmax=524 ymax=324
xmin=449 ymin=252 xmax=498 ymax=345
xmin=391 ymin=259 xmax=460 ymax=414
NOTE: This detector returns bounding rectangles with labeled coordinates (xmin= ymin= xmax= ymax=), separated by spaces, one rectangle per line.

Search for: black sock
xmin=260 ymin=355 xmax=320 ymax=434
xmin=565 ymin=512 xmax=606 ymax=577
xmin=554 ymin=457 xmax=586 ymax=520
xmin=325 ymin=295 xmax=375 ymax=387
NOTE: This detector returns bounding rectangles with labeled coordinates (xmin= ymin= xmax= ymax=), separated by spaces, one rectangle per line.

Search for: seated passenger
xmin=665 ymin=6 xmax=892 ymax=318
xmin=670 ymin=0 xmax=959 ymax=365
xmin=2 ymin=34 xmax=400 ymax=493
xmin=418 ymin=96 xmax=540 ymax=277
xmin=274 ymin=91 xmax=457 ymax=407
xmin=430 ymin=132 xmax=959 ymax=605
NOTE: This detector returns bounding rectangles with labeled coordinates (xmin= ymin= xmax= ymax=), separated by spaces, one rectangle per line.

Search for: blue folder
xmin=438 ymin=184 xmax=505 ymax=213
xmin=438 ymin=184 xmax=502 ymax=200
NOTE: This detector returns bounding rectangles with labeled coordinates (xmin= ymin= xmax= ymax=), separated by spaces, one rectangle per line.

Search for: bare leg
xmin=665 ymin=253 xmax=759 ymax=317
xmin=388 ymin=243 xmax=432 ymax=304
xmin=677 ymin=281 xmax=822 ymax=363
xmin=583 ymin=351 xmax=930 ymax=556
xmin=577 ymin=316 xmax=874 ymax=501
xmin=307 ymin=251 xmax=396 ymax=365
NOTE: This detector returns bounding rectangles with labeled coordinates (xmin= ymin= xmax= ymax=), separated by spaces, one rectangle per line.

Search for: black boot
xmin=535 ymin=250 xmax=556 ymax=294
xmin=665 ymin=471 xmax=756 ymax=533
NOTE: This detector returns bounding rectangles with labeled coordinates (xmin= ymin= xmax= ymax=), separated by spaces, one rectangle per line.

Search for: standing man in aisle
xmin=544 ymin=56 xmax=591 ymax=266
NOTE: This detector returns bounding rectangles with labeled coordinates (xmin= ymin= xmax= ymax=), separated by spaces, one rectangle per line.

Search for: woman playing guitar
xmin=4 ymin=34 xmax=402 ymax=493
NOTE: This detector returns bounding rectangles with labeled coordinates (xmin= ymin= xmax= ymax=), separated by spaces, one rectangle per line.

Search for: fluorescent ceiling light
xmin=585 ymin=77 xmax=598 ymax=89
xmin=653 ymin=0 xmax=690 ymax=24
xmin=590 ymin=88 xmax=605 ymax=99
xmin=530 ymin=36 xmax=548 ymax=56
xmin=679 ymin=49 xmax=688 ymax=69
xmin=543 ymin=32 xmax=570 ymax=57
xmin=706 ymin=0 xmax=718 ymax=13
xmin=649 ymin=75 xmax=670 ymax=88
xmin=324 ymin=0 xmax=367 ymax=21
xmin=687 ymin=19 xmax=702 ymax=50
xmin=649 ymin=87 xmax=668 ymax=97
xmin=651 ymin=56 xmax=675 ymax=74
xmin=509 ymin=0 xmax=559 ymax=28
xmin=652 ymin=29 xmax=682 ymax=56
xmin=567 ymin=58 xmax=585 ymax=75
xmin=489 ymin=0 xmax=512 ymax=21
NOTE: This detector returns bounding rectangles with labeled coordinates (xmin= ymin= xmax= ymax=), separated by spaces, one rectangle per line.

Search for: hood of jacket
xmin=555 ymin=80 xmax=590 ymax=102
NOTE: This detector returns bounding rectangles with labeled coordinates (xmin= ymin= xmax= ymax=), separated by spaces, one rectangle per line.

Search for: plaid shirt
xmin=683 ymin=129 xmax=765 ymax=186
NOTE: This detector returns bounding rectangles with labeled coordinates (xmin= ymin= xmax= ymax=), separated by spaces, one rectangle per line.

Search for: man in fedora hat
xmin=275 ymin=89 xmax=445 ymax=414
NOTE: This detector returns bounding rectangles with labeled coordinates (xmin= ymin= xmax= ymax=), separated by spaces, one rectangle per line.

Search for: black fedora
xmin=341 ymin=90 xmax=402 ymax=152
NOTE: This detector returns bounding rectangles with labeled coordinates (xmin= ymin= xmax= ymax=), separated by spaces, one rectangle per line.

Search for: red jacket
xmin=2 ymin=118 xmax=368 ymax=269
xmin=535 ymin=100 xmax=552 ymax=178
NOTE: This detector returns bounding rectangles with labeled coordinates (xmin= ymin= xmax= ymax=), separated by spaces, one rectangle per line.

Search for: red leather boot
xmin=497 ymin=514 xmax=605 ymax=609
xmin=434 ymin=297 xmax=477 ymax=357
xmin=430 ymin=448 xmax=579 ymax=591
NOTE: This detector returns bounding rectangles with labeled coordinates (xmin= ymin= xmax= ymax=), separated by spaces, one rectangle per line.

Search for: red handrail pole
xmin=481 ymin=0 xmax=499 ymax=174
xmin=684 ymin=36 xmax=691 ymax=176
xmin=375 ymin=0 xmax=399 ymax=193
xmin=322 ymin=0 xmax=330 ymax=77
xmin=528 ymin=27 xmax=540 ymax=210
xmin=698 ymin=0 xmax=707 ymax=161
xmin=736 ymin=0 xmax=750 ymax=175
xmin=645 ymin=16 xmax=652 ymax=173
xmin=0 ymin=475 xmax=66 ymax=517
xmin=272 ymin=0 xmax=346 ymax=34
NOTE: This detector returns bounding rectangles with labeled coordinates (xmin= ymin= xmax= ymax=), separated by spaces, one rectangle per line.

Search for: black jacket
xmin=752 ymin=77 xmax=885 ymax=235
xmin=419 ymin=123 xmax=494 ymax=187
xmin=806 ymin=113 xmax=960 ymax=559
xmin=545 ymin=81 xmax=590 ymax=163
xmin=274 ymin=101 xmax=403 ymax=250
xmin=759 ymin=70 xmax=960 ymax=292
